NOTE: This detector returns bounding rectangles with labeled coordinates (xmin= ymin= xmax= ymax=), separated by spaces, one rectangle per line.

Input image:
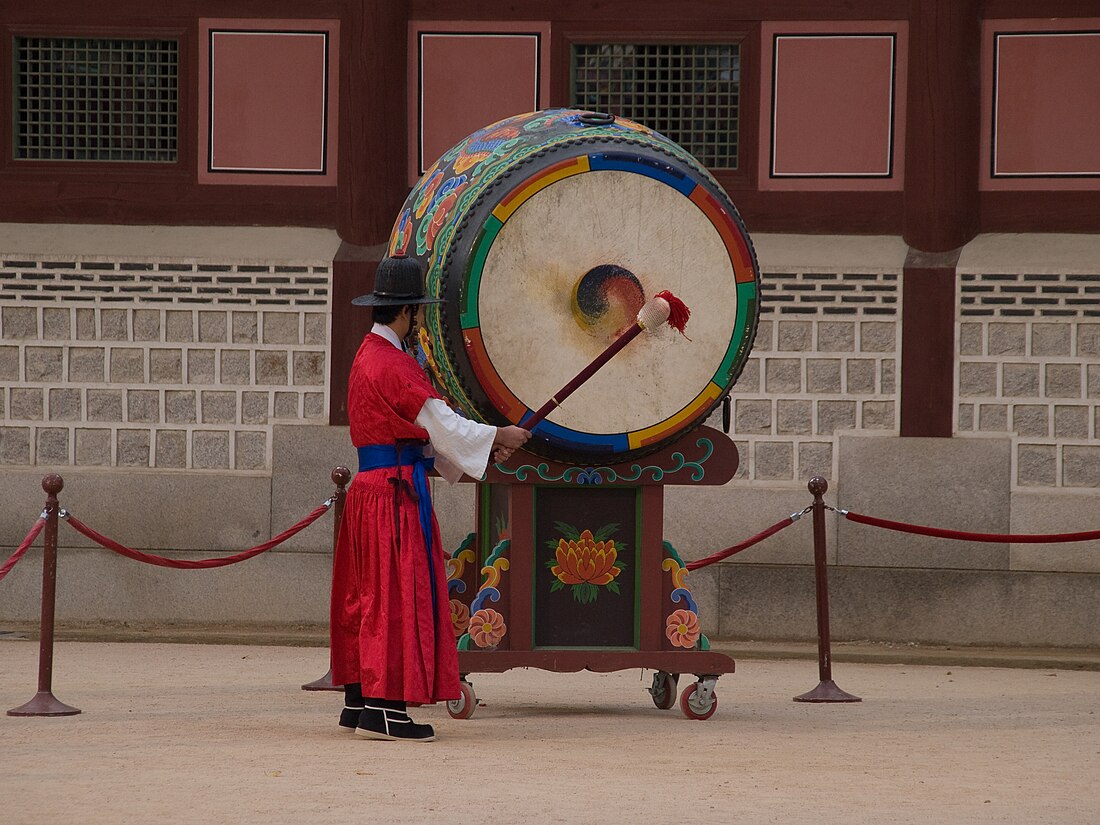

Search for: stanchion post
xmin=793 ymin=476 xmax=861 ymax=704
xmin=8 ymin=474 xmax=80 ymax=717
xmin=302 ymin=466 xmax=351 ymax=691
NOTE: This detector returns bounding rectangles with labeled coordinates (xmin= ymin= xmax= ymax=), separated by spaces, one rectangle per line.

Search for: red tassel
xmin=655 ymin=290 xmax=692 ymax=339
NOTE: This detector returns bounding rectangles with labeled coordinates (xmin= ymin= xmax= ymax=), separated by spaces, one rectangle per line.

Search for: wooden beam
xmin=337 ymin=0 xmax=410 ymax=246
xmin=903 ymin=0 xmax=981 ymax=252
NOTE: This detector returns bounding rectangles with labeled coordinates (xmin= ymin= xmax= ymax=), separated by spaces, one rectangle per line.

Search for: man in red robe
xmin=331 ymin=255 xmax=529 ymax=742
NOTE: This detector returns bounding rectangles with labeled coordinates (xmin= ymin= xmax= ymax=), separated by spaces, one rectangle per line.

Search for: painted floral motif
xmin=414 ymin=175 xmax=469 ymax=256
xmin=413 ymin=168 xmax=444 ymax=219
xmin=665 ymin=608 xmax=701 ymax=648
xmin=614 ymin=117 xmax=657 ymax=137
xmin=662 ymin=541 xmax=710 ymax=651
xmin=417 ymin=326 xmax=444 ymax=386
xmin=575 ymin=467 xmax=603 ymax=485
xmin=496 ymin=438 xmax=714 ymax=484
xmin=390 ymin=208 xmax=413 ymax=256
xmin=453 ymin=124 xmax=522 ymax=174
xmin=424 ymin=184 xmax=467 ymax=252
xmin=456 ymin=538 xmax=510 ymax=651
xmin=546 ymin=522 xmax=627 ymax=605
xmin=479 ymin=553 xmax=509 ymax=592
xmin=450 ymin=598 xmax=471 ymax=638
xmin=445 ymin=536 xmax=475 ymax=595
xmin=521 ymin=110 xmax=580 ymax=132
xmin=470 ymin=607 xmax=507 ymax=648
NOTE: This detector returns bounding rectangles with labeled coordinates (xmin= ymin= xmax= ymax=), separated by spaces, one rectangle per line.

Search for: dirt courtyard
xmin=2 ymin=640 xmax=1098 ymax=824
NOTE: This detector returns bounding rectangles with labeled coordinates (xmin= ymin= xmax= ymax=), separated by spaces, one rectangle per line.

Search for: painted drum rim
xmin=458 ymin=150 xmax=758 ymax=456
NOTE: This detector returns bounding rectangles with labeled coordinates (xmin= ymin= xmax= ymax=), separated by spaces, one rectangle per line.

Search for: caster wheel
xmin=447 ymin=681 xmax=477 ymax=720
xmin=648 ymin=671 xmax=679 ymax=710
xmin=680 ymin=682 xmax=718 ymax=720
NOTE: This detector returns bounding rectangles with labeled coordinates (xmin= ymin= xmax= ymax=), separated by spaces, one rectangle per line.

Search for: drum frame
xmin=445 ymin=426 xmax=738 ymax=720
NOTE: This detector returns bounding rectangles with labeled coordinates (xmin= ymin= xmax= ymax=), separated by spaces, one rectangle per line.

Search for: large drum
xmin=389 ymin=109 xmax=760 ymax=464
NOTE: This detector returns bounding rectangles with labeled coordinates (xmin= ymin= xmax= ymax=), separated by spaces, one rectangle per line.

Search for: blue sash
xmin=357 ymin=444 xmax=438 ymax=624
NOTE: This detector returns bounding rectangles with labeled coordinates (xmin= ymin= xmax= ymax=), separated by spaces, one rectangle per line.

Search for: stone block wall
xmin=0 ymin=227 xmax=338 ymax=471
xmin=955 ymin=251 xmax=1100 ymax=489
xmin=727 ymin=253 xmax=901 ymax=483
xmin=681 ymin=235 xmax=1100 ymax=646
xmin=2 ymin=230 xmax=1097 ymax=647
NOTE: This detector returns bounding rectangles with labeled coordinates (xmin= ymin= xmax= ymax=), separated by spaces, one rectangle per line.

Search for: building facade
xmin=1 ymin=1 xmax=1098 ymax=647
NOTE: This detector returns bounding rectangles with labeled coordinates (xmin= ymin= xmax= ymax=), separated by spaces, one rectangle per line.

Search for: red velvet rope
xmin=685 ymin=516 xmax=796 ymax=570
xmin=62 ymin=502 xmax=332 ymax=569
xmin=0 ymin=518 xmax=46 ymax=583
xmin=843 ymin=510 xmax=1100 ymax=543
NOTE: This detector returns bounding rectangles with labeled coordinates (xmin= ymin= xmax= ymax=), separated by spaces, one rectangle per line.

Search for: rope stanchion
xmin=302 ymin=466 xmax=351 ymax=692
xmin=7 ymin=470 xmax=344 ymax=717
xmin=8 ymin=475 xmax=80 ymax=717
xmin=0 ymin=517 xmax=46 ymax=584
xmin=839 ymin=509 xmax=1100 ymax=544
xmin=685 ymin=511 xmax=805 ymax=571
xmin=793 ymin=476 xmax=860 ymax=705
xmin=62 ymin=501 xmax=334 ymax=569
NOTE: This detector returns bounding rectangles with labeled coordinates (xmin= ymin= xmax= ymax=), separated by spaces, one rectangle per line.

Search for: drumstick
xmin=521 ymin=290 xmax=690 ymax=431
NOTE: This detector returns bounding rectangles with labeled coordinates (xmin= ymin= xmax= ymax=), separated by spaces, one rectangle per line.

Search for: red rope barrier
xmin=685 ymin=515 xmax=799 ymax=570
xmin=61 ymin=502 xmax=332 ymax=569
xmin=842 ymin=510 xmax=1100 ymax=543
xmin=0 ymin=518 xmax=47 ymax=583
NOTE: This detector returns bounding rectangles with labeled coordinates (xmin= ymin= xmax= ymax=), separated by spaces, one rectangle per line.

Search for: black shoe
xmin=339 ymin=705 xmax=364 ymax=730
xmin=339 ymin=682 xmax=365 ymax=730
xmin=355 ymin=705 xmax=435 ymax=742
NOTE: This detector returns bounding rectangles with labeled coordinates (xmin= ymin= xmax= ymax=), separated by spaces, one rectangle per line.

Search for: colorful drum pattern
xmin=390 ymin=109 xmax=760 ymax=463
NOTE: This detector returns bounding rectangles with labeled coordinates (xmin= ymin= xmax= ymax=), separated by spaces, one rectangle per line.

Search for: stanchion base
xmin=793 ymin=680 xmax=861 ymax=703
xmin=7 ymin=691 xmax=81 ymax=716
xmin=301 ymin=668 xmax=342 ymax=691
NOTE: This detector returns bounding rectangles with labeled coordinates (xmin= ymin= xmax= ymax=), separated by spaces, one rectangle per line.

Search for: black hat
xmin=351 ymin=255 xmax=444 ymax=307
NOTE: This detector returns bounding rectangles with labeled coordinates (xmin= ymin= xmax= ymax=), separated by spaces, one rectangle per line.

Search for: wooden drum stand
xmin=444 ymin=426 xmax=737 ymax=721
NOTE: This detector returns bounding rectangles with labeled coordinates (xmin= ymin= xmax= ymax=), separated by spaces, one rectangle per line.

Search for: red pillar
xmin=902 ymin=0 xmax=981 ymax=252
xmin=337 ymin=0 xmax=410 ymax=248
xmin=899 ymin=1 xmax=980 ymax=436
xmin=330 ymin=0 xmax=411 ymax=424
xmin=330 ymin=245 xmax=385 ymax=425
xmin=900 ymin=250 xmax=958 ymax=437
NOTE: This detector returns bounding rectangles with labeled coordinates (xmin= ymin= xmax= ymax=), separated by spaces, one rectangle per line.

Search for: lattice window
xmin=14 ymin=37 xmax=179 ymax=162
xmin=571 ymin=43 xmax=740 ymax=169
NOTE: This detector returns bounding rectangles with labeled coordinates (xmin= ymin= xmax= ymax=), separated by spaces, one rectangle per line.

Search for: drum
xmin=389 ymin=109 xmax=760 ymax=464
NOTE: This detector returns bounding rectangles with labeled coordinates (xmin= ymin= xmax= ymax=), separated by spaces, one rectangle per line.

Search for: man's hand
xmin=494 ymin=425 xmax=532 ymax=450
xmin=490 ymin=425 xmax=530 ymax=465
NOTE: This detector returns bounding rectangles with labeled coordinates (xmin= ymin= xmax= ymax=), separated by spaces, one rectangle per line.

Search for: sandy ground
xmin=2 ymin=640 xmax=1099 ymax=825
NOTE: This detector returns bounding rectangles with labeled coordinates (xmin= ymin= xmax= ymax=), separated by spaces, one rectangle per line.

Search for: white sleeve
xmin=415 ymin=397 xmax=497 ymax=483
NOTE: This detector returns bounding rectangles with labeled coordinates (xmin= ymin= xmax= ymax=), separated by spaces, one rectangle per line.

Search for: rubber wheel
xmin=447 ymin=681 xmax=477 ymax=720
xmin=679 ymin=682 xmax=718 ymax=720
xmin=650 ymin=671 xmax=679 ymax=710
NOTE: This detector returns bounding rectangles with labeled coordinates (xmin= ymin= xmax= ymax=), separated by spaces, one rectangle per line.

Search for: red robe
xmin=330 ymin=333 xmax=461 ymax=703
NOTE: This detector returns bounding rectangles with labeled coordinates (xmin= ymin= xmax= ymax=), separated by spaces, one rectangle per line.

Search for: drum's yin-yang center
xmin=571 ymin=264 xmax=646 ymax=341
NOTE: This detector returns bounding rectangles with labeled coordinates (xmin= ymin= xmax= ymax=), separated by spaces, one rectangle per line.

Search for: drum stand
xmin=445 ymin=425 xmax=738 ymax=721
